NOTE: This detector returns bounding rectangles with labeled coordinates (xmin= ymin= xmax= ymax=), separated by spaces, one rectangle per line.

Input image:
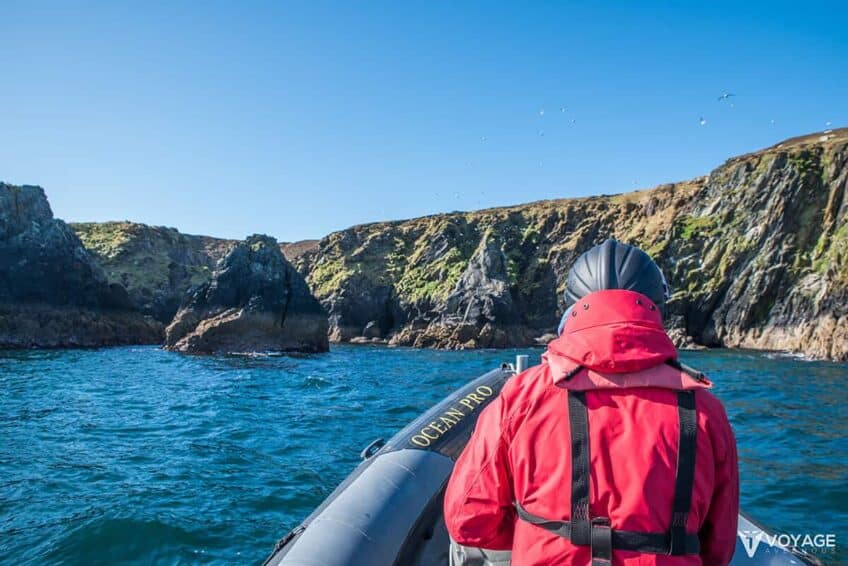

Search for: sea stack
xmin=164 ymin=234 xmax=329 ymax=354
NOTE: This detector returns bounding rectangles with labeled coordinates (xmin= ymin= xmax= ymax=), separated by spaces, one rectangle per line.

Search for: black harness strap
xmin=515 ymin=388 xmax=701 ymax=560
xmin=568 ymin=391 xmax=591 ymax=547
xmin=569 ymin=390 xmax=613 ymax=565
xmin=666 ymin=359 xmax=709 ymax=383
xmin=670 ymin=390 xmax=697 ymax=555
xmin=562 ymin=364 xmax=585 ymax=382
xmin=515 ymin=502 xmax=700 ymax=554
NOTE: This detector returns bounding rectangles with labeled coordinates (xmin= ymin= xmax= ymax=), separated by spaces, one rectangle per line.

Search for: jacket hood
xmin=547 ymin=289 xmax=678 ymax=374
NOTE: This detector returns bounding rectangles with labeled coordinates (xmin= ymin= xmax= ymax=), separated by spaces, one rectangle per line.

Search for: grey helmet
xmin=563 ymin=238 xmax=670 ymax=318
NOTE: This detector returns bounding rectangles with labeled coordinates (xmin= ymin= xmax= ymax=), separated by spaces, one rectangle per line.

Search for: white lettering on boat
xmin=409 ymin=385 xmax=495 ymax=448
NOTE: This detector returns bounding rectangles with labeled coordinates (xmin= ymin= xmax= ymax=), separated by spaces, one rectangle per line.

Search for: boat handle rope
xmin=360 ymin=437 xmax=386 ymax=460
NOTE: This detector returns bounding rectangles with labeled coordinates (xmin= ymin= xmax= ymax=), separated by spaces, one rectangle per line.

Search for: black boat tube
xmin=263 ymin=367 xmax=511 ymax=566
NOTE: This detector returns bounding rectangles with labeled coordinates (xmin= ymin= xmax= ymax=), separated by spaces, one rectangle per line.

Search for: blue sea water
xmin=0 ymin=345 xmax=846 ymax=565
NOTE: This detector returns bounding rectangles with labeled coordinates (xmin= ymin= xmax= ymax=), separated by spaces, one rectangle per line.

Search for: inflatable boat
xmin=264 ymin=358 xmax=822 ymax=565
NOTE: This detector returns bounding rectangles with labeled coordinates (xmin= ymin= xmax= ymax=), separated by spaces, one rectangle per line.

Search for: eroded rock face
xmin=664 ymin=142 xmax=848 ymax=360
xmin=0 ymin=184 xmax=162 ymax=348
xmin=293 ymin=128 xmax=848 ymax=360
xmin=391 ymin=236 xmax=533 ymax=349
xmin=164 ymin=235 xmax=328 ymax=354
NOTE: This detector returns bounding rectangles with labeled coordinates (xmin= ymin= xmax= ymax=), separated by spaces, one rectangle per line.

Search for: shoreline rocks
xmin=0 ymin=303 xmax=161 ymax=349
xmin=164 ymin=235 xmax=328 ymax=354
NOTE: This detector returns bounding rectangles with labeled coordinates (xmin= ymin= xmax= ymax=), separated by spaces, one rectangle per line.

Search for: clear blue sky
xmin=2 ymin=1 xmax=846 ymax=241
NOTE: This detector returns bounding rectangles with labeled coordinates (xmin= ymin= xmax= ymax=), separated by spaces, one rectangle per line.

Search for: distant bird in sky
xmin=699 ymin=117 xmax=707 ymax=126
xmin=718 ymin=92 xmax=735 ymax=101
xmin=539 ymin=108 xmax=545 ymax=116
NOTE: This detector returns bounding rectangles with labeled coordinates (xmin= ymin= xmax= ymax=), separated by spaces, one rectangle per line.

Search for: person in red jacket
xmin=445 ymin=239 xmax=739 ymax=566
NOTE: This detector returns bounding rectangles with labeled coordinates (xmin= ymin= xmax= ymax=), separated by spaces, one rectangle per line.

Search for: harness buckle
xmin=590 ymin=517 xmax=612 ymax=565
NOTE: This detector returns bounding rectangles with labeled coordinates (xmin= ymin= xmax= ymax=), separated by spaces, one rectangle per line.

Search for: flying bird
xmin=717 ymin=92 xmax=735 ymax=101
xmin=699 ymin=117 xmax=707 ymax=126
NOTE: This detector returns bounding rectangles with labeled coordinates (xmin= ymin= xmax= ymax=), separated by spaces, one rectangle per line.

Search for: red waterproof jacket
xmin=445 ymin=290 xmax=739 ymax=565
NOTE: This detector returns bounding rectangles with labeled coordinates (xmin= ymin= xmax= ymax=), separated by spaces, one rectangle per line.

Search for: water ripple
xmin=0 ymin=345 xmax=845 ymax=563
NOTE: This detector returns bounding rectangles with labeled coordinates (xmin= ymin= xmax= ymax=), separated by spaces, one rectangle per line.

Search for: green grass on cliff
xmin=72 ymin=222 xmax=136 ymax=259
xmin=788 ymin=151 xmax=820 ymax=178
xmin=679 ymin=214 xmax=719 ymax=240
xmin=72 ymin=222 xmax=173 ymax=292
xmin=396 ymin=246 xmax=468 ymax=302
xmin=813 ymin=222 xmax=848 ymax=282
xmin=309 ymin=256 xmax=353 ymax=296
xmin=70 ymin=221 xmax=225 ymax=315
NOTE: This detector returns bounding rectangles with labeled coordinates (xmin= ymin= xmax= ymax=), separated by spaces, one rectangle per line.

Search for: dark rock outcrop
xmin=0 ymin=184 xmax=162 ymax=348
xmin=164 ymin=235 xmax=328 ymax=354
xmin=292 ymin=128 xmax=848 ymax=360
xmin=72 ymin=222 xmax=236 ymax=323
xmin=392 ymin=235 xmax=533 ymax=348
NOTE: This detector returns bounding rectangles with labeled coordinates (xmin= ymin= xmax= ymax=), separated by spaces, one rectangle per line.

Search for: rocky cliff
xmin=0 ymin=184 xmax=161 ymax=348
xmin=292 ymin=128 xmax=847 ymax=360
xmin=164 ymin=235 xmax=329 ymax=354
xmin=71 ymin=223 xmax=320 ymax=324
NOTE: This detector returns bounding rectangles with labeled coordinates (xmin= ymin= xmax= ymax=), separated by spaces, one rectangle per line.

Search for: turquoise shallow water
xmin=0 ymin=345 xmax=846 ymax=564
